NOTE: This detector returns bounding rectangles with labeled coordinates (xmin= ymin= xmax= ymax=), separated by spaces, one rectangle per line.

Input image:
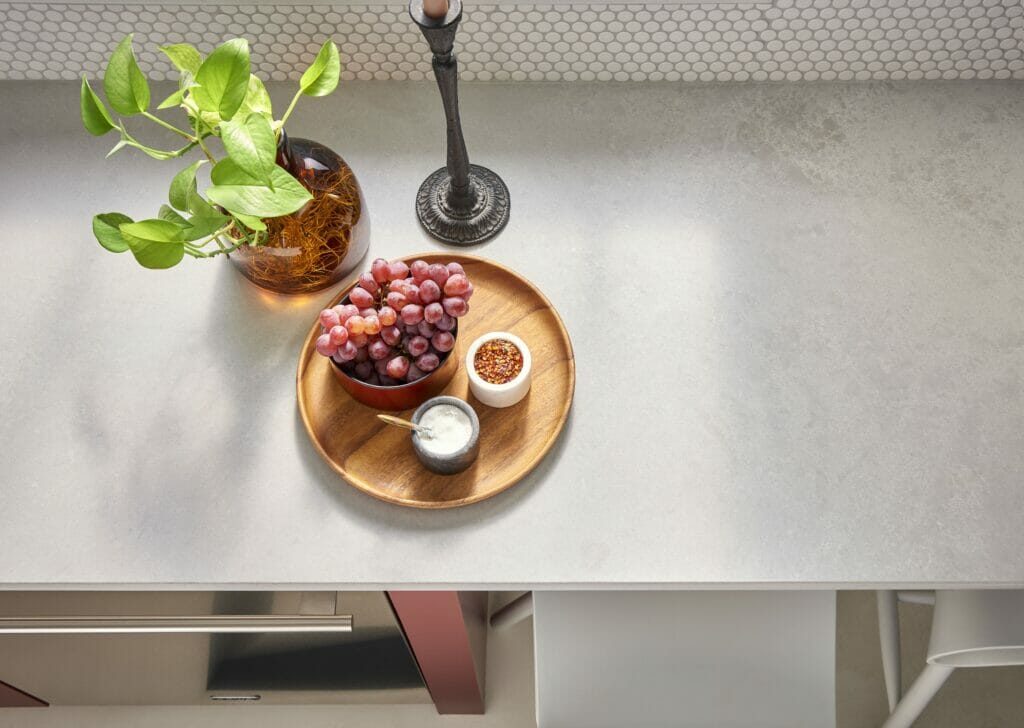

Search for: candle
xmin=422 ymin=0 xmax=449 ymax=19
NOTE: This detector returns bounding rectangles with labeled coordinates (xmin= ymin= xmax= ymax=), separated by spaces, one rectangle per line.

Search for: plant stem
xmin=191 ymin=116 xmax=217 ymax=164
xmin=196 ymin=136 xmax=216 ymax=164
xmin=116 ymin=123 xmax=198 ymax=160
xmin=141 ymin=111 xmax=194 ymax=141
xmin=232 ymin=218 xmax=257 ymax=247
xmin=124 ymin=138 xmax=198 ymax=159
xmin=278 ymin=89 xmax=303 ymax=128
xmin=184 ymin=243 xmax=212 ymax=258
xmin=209 ymin=234 xmax=230 ymax=253
xmin=204 ymin=225 xmax=235 ymax=245
xmin=185 ymin=225 xmax=246 ymax=259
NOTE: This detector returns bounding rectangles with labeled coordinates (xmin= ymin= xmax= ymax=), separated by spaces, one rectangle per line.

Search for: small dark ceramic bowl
xmin=410 ymin=396 xmax=480 ymax=475
xmin=329 ymin=293 xmax=459 ymax=412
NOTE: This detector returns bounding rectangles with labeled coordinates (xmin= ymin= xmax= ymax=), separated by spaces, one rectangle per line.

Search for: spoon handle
xmin=377 ymin=414 xmax=429 ymax=434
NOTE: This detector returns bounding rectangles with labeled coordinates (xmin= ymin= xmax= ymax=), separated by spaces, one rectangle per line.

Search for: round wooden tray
xmin=297 ymin=253 xmax=575 ymax=509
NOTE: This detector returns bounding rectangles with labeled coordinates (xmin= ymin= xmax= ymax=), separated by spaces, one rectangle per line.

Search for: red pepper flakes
xmin=473 ymin=338 xmax=523 ymax=385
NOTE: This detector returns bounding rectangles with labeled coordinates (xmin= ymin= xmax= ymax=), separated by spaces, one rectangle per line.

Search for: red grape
xmin=386 ymin=291 xmax=408 ymax=310
xmin=345 ymin=315 xmax=365 ymax=334
xmin=406 ymin=363 xmax=425 ymax=382
xmin=419 ymin=279 xmax=441 ymax=304
xmin=423 ymin=302 xmax=443 ymax=323
xmin=417 ymin=320 xmax=436 ymax=338
xmin=387 ymin=261 xmax=409 ymax=281
xmin=333 ymin=303 xmax=359 ymax=323
xmin=405 ymin=285 xmax=422 ymax=305
xmin=431 ymin=331 xmax=455 ymax=352
xmin=368 ymin=339 xmax=391 ymax=360
xmin=319 ymin=309 xmax=340 ymax=330
xmin=354 ymin=346 xmax=370 ymax=363
xmin=367 ymin=373 xmax=381 ymax=386
xmin=371 ymin=258 xmax=389 ymax=284
xmin=416 ymin=352 xmax=440 ymax=372
xmin=380 ymin=325 xmax=402 ymax=346
xmin=329 ymin=325 xmax=349 ymax=346
xmin=378 ymin=305 xmax=397 ymax=326
xmin=315 ymin=334 xmax=336 ymax=357
xmin=350 ymin=286 xmax=374 ymax=308
xmin=442 ymin=297 xmax=468 ymax=317
xmin=363 ymin=315 xmax=381 ymax=335
xmin=349 ymin=332 xmax=368 ymax=347
xmin=410 ymin=260 xmax=429 ymax=283
xmin=427 ymin=263 xmax=449 ymax=286
xmin=447 ymin=261 xmax=465 ymax=276
xmin=374 ymin=358 xmax=389 ymax=376
xmin=463 ymin=281 xmax=474 ymax=300
xmin=386 ymin=356 xmax=410 ymax=378
xmin=401 ymin=304 xmax=424 ymax=325
xmin=444 ymin=274 xmax=470 ymax=296
xmin=336 ymin=340 xmax=358 ymax=361
xmin=355 ymin=361 xmax=373 ymax=379
xmin=407 ymin=335 xmax=430 ymax=357
xmin=358 ymin=272 xmax=379 ymax=293
xmin=435 ymin=313 xmax=455 ymax=331
xmin=379 ymin=375 xmax=399 ymax=386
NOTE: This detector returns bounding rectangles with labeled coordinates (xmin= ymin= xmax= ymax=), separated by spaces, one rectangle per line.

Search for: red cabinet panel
xmin=0 ymin=679 xmax=47 ymax=708
xmin=388 ymin=591 xmax=487 ymax=714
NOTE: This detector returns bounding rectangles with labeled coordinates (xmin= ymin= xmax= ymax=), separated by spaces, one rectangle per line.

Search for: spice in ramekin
xmin=473 ymin=338 xmax=524 ymax=385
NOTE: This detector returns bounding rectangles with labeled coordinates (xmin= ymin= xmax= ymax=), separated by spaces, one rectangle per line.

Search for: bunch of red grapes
xmin=315 ymin=258 xmax=474 ymax=385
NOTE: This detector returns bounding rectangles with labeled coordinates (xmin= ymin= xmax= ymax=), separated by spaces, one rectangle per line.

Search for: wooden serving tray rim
xmin=296 ymin=253 xmax=576 ymax=509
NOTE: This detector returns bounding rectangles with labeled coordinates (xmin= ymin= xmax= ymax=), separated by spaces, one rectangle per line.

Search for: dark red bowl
xmin=331 ymin=339 xmax=459 ymax=411
xmin=328 ymin=293 xmax=459 ymax=411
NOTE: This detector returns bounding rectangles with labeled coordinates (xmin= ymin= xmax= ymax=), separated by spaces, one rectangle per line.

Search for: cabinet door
xmin=0 ymin=679 xmax=47 ymax=708
xmin=534 ymin=591 xmax=836 ymax=728
xmin=0 ymin=591 xmax=429 ymax=706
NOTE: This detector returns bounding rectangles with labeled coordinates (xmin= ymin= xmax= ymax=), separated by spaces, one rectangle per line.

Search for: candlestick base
xmin=415 ymin=165 xmax=510 ymax=246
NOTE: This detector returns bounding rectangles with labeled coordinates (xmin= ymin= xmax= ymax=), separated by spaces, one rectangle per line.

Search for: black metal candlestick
xmin=409 ymin=0 xmax=510 ymax=246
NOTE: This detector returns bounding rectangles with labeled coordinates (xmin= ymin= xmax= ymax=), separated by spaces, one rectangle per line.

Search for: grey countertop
xmin=1 ymin=80 xmax=1022 ymax=589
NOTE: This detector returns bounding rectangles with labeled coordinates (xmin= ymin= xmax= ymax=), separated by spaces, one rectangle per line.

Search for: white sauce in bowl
xmin=418 ymin=404 xmax=473 ymax=456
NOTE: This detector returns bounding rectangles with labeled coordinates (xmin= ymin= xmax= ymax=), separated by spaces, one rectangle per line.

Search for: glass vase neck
xmin=276 ymin=129 xmax=295 ymax=172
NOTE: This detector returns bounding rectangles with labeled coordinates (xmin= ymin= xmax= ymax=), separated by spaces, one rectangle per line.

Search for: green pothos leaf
xmin=103 ymin=34 xmax=150 ymax=116
xmin=92 ymin=212 xmax=133 ymax=253
xmin=118 ymin=218 xmax=186 ymax=269
xmin=80 ymin=76 xmax=116 ymax=136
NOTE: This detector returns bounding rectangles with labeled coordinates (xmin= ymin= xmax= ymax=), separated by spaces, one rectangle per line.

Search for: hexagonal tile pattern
xmin=1 ymin=0 xmax=1022 ymax=82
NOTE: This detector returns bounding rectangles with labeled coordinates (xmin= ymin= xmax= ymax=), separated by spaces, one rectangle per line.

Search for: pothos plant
xmin=80 ymin=34 xmax=341 ymax=269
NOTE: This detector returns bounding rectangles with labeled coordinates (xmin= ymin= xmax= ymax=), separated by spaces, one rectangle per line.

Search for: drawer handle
xmin=0 ymin=615 xmax=353 ymax=634
xmin=209 ymin=695 xmax=262 ymax=702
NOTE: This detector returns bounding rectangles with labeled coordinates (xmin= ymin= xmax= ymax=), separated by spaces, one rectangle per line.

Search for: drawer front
xmin=0 ymin=592 xmax=429 ymax=706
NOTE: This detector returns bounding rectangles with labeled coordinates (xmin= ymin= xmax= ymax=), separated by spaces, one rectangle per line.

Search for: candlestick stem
xmin=409 ymin=0 xmax=510 ymax=245
xmin=433 ymin=54 xmax=476 ymax=207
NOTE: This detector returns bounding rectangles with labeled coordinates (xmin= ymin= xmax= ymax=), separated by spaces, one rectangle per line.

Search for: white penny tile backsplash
xmin=0 ymin=0 xmax=1022 ymax=82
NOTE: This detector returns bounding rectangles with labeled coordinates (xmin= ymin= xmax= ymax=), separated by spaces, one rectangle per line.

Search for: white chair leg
xmin=877 ymin=590 xmax=902 ymax=712
xmin=490 ymin=591 xmax=532 ymax=630
xmin=897 ymin=590 xmax=936 ymax=606
xmin=881 ymin=663 xmax=954 ymax=728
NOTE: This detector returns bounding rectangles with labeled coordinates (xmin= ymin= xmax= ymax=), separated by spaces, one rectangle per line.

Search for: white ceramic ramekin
xmin=465 ymin=332 xmax=532 ymax=408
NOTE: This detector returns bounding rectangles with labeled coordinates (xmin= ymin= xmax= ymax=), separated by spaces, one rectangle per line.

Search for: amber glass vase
xmin=230 ymin=131 xmax=369 ymax=295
